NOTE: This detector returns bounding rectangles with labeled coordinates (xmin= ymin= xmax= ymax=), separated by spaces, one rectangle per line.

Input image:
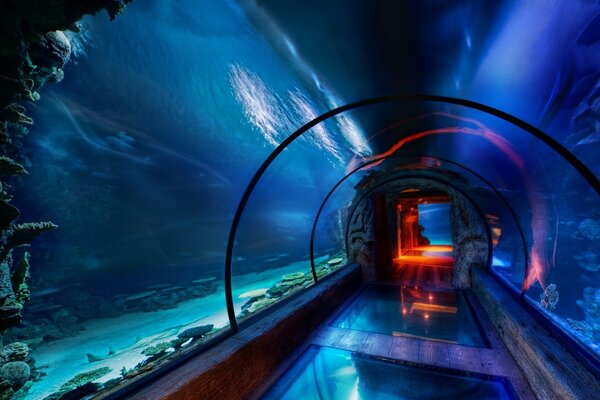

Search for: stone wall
xmin=449 ymin=190 xmax=489 ymax=288
xmin=346 ymin=197 xmax=377 ymax=282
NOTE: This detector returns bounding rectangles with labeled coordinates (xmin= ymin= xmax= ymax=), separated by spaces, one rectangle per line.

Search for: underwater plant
xmin=540 ymin=283 xmax=559 ymax=311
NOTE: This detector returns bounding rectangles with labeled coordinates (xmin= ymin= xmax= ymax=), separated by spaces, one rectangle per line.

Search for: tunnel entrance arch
xmin=344 ymin=174 xmax=490 ymax=289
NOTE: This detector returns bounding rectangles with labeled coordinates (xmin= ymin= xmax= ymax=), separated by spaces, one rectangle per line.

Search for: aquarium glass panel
xmin=263 ymin=346 xmax=515 ymax=400
xmin=232 ymin=114 xmax=368 ymax=322
xmin=2 ymin=1 xmax=372 ymax=398
xmin=5 ymin=2 xmax=600 ymax=397
xmin=418 ymin=203 xmax=452 ymax=246
xmin=523 ymin=155 xmax=600 ymax=360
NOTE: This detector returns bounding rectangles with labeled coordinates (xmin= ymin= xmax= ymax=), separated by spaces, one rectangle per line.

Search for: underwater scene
xmin=263 ymin=346 xmax=516 ymax=400
xmin=0 ymin=0 xmax=599 ymax=399
xmin=1 ymin=1 xmax=367 ymax=398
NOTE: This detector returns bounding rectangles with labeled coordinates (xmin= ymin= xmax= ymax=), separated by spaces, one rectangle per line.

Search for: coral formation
xmin=45 ymin=366 xmax=112 ymax=399
xmin=0 ymin=1 xmax=134 ymax=398
xmin=0 ymin=158 xmax=26 ymax=177
xmin=0 ymin=362 xmax=29 ymax=391
xmin=142 ymin=342 xmax=173 ymax=357
xmin=240 ymin=254 xmax=346 ymax=318
xmin=540 ymin=283 xmax=559 ymax=311
xmin=577 ymin=287 xmax=600 ymax=342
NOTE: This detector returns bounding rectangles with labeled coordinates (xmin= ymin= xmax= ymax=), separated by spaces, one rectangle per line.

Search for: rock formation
xmin=0 ymin=1 xmax=133 ymax=398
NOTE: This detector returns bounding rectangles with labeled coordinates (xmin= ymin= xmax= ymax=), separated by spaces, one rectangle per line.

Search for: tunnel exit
xmin=394 ymin=193 xmax=454 ymax=268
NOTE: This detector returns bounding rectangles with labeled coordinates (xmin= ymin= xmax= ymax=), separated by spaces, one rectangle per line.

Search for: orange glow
xmin=410 ymin=302 xmax=457 ymax=314
xmin=428 ymin=295 xmax=433 ymax=301
xmin=491 ymin=227 xmax=502 ymax=247
xmin=394 ymin=255 xmax=454 ymax=266
xmin=424 ymin=314 xmax=430 ymax=319
xmin=402 ymin=308 xmax=407 ymax=315
xmin=351 ymin=113 xmax=551 ymax=291
xmin=410 ymin=245 xmax=453 ymax=253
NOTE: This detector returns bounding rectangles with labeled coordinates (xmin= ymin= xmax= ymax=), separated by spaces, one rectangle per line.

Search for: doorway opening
xmin=391 ymin=192 xmax=454 ymax=287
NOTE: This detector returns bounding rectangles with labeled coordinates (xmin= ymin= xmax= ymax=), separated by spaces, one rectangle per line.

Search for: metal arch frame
xmin=340 ymin=174 xmax=495 ymax=271
xmin=309 ymin=154 xmax=530 ymax=289
xmin=224 ymin=94 xmax=600 ymax=332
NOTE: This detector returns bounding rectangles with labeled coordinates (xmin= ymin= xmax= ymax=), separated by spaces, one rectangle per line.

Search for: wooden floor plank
xmin=447 ymin=345 xmax=486 ymax=373
xmin=311 ymin=326 xmax=346 ymax=347
xmin=336 ymin=329 xmax=369 ymax=351
xmin=389 ymin=335 xmax=420 ymax=362
xmin=361 ymin=333 xmax=394 ymax=358
xmin=303 ymin=281 xmax=536 ymax=400
xmin=419 ymin=340 xmax=451 ymax=367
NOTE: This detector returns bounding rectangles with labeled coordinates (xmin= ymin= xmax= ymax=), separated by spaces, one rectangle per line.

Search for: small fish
xmin=87 ymin=346 xmax=117 ymax=363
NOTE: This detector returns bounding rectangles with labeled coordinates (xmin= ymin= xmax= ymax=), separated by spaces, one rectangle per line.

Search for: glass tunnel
xmin=0 ymin=1 xmax=599 ymax=399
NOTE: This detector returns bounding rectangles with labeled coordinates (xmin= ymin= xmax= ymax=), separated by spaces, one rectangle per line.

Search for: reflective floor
xmin=331 ymin=285 xmax=488 ymax=347
xmin=263 ymin=346 xmax=515 ymax=400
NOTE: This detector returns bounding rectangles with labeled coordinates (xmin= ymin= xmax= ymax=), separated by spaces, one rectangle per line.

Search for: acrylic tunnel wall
xmin=0 ymin=2 xmax=375 ymax=398
xmin=226 ymin=98 xmax=600 ymax=368
xmin=2 ymin=1 xmax=600 ymax=399
xmin=11 ymin=96 xmax=600 ymax=399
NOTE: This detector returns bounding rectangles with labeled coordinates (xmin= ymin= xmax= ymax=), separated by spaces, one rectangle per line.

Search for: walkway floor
xmin=385 ymin=262 xmax=455 ymax=289
xmin=260 ymin=281 xmax=536 ymax=399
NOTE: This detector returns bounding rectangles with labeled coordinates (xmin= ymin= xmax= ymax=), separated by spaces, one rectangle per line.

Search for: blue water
xmin=10 ymin=1 xmax=370 ymax=398
xmin=333 ymin=286 xmax=488 ymax=348
xmin=263 ymin=346 xmax=515 ymax=400
xmin=418 ymin=203 xmax=452 ymax=245
xmin=7 ymin=0 xmax=600 ymax=398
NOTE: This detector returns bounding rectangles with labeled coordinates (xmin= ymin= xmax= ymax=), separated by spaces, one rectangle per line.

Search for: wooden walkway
xmin=259 ymin=285 xmax=536 ymax=399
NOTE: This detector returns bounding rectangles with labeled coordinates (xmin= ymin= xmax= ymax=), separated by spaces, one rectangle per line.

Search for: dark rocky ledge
xmin=0 ymin=2 xmax=132 ymax=398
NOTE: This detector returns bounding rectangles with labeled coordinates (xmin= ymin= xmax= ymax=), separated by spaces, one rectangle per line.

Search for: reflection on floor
xmin=263 ymin=346 xmax=516 ymax=400
xmin=262 ymin=280 xmax=535 ymax=399
xmin=387 ymin=263 xmax=454 ymax=289
xmin=391 ymin=245 xmax=455 ymax=289
xmin=332 ymin=285 xmax=488 ymax=347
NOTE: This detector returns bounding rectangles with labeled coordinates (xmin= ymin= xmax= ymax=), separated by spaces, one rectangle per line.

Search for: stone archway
xmin=347 ymin=176 xmax=489 ymax=289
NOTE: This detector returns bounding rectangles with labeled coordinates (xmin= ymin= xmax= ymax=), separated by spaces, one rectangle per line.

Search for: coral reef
xmin=0 ymin=251 xmax=36 ymax=332
xmin=577 ymin=287 xmax=600 ymax=343
xmin=43 ymin=367 xmax=112 ymax=400
xmin=578 ymin=219 xmax=600 ymax=241
xmin=0 ymin=362 xmax=29 ymax=392
xmin=0 ymin=1 xmax=134 ymax=398
xmin=240 ymin=254 xmax=346 ymax=318
xmin=142 ymin=342 xmax=173 ymax=357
